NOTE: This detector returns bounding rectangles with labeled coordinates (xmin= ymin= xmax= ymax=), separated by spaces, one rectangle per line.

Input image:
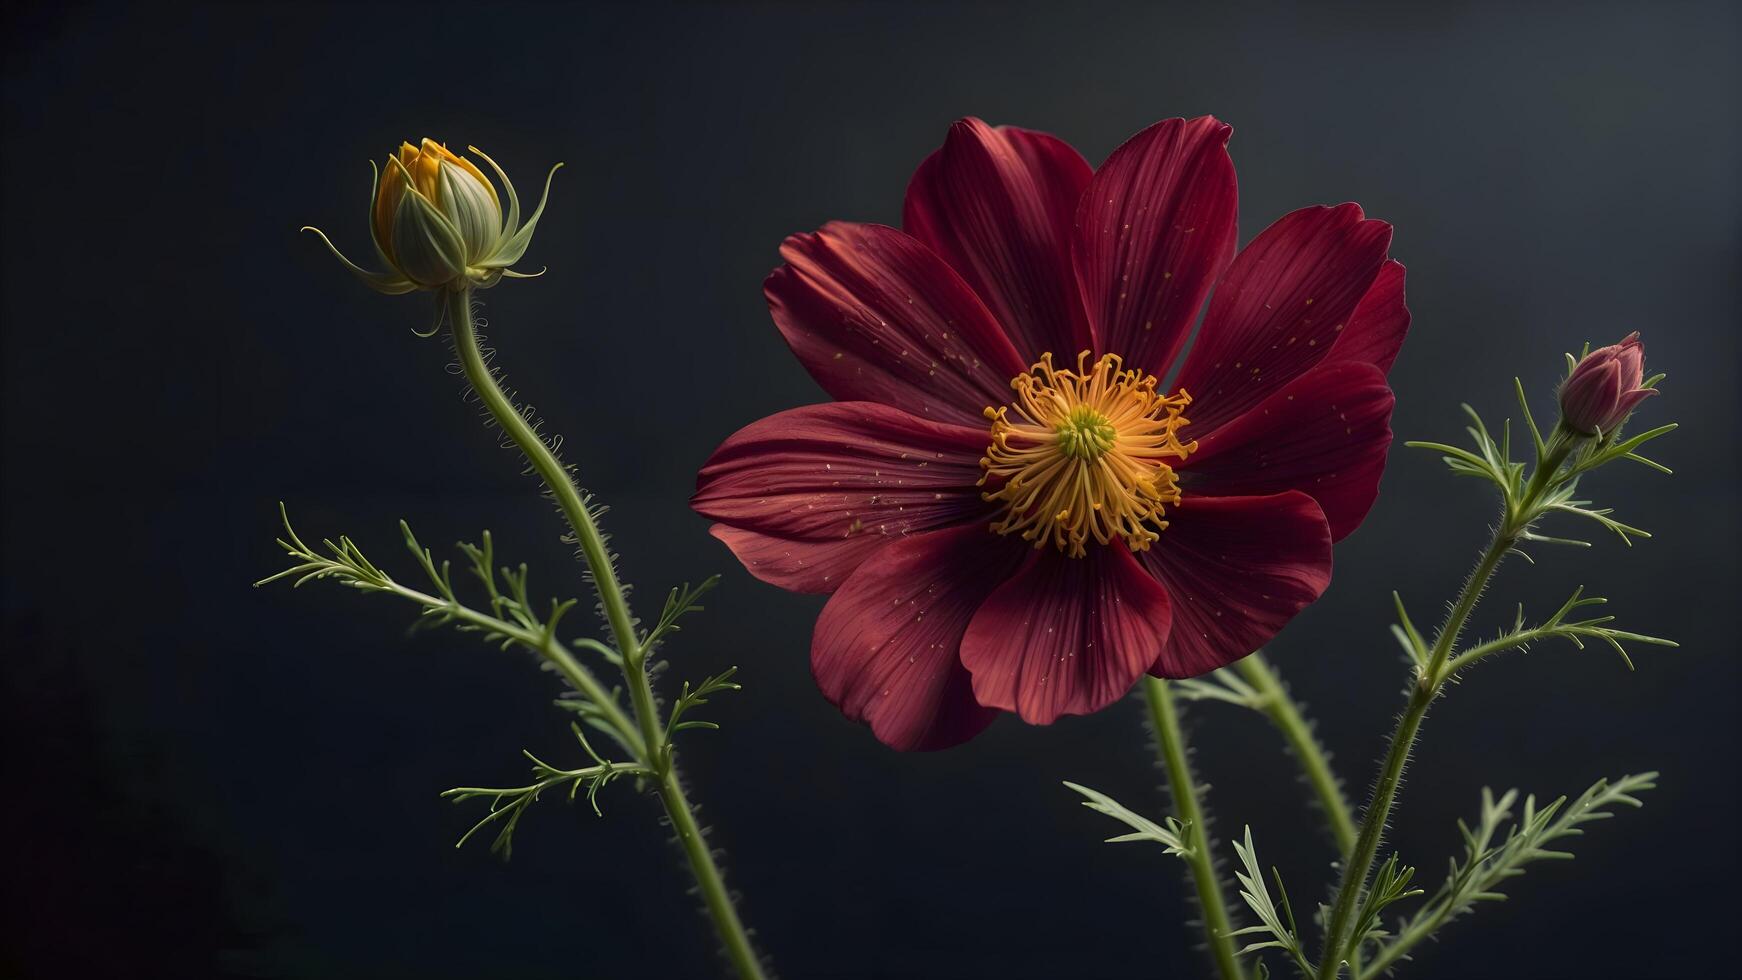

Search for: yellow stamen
xmin=980 ymin=351 xmax=1196 ymax=557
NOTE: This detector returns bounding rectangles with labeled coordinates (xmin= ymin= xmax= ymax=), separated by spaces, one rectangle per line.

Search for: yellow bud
xmin=372 ymin=141 xmax=499 ymax=266
xmin=367 ymin=139 xmax=505 ymax=287
xmin=304 ymin=138 xmax=560 ymax=316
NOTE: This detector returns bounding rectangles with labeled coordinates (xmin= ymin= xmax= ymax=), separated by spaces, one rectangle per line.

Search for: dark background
xmin=3 ymin=1 xmax=1737 ymax=977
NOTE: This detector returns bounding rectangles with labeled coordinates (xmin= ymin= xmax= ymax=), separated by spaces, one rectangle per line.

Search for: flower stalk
xmin=445 ymin=287 xmax=767 ymax=980
xmin=1143 ymin=676 xmax=1245 ymax=980
xmin=1231 ymin=653 xmax=1357 ymax=856
xmin=1316 ymin=431 xmax=1579 ymax=978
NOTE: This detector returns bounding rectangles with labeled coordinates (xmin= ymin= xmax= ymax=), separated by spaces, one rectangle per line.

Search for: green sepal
xmin=300 ymin=225 xmax=418 ymax=295
xmin=478 ymin=163 xmax=562 ymax=269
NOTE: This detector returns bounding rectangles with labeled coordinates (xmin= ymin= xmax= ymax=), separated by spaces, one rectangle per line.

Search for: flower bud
xmin=303 ymin=139 xmax=561 ymax=318
xmin=1558 ymin=332 xmax=1655 ymax=436
xmin=373 ymin=140 xmax=501 ymax=287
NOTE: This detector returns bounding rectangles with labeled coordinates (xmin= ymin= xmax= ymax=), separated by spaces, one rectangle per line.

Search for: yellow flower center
xmin=979 ymin=352 xmax=1196 ymax=557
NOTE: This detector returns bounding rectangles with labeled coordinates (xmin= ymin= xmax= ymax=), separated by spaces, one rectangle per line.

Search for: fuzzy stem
xmin=1316 ymin=434 xmax=1578 ymax=978
xmin=1315 ymin=528 xmax=1510 ymax=979
xmin=1442 ymin=625 xmax=1566 ymax=674
xmin=1233 ymin=653 xmax=1357 ymax=856
xmin=446 ymin=287 xmax=767 ymax=980
xmin=1313 ymin=681 xmax=1434 ymax=978
xmin=447 ymin=288 xmax=640 ymax=660
xmin=1144 ymin=676 xmax=1245 ymax=980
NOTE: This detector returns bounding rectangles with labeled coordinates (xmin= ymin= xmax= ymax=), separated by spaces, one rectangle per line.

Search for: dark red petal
xmin=903 ymin=118 xmax=1094 ymax=362
xmin=812 ymin=524 xmax=1028 ymax=751
xmin=1181 ymin=360 xmax=1394 ymax=541
xmin=1139 ymin=492 xmax=1332 ymax=678
xmin=960 ymin=544 xmax=1173 ymax=725
xmin=693 ymin=402 xmax=994 ymax=593
xmin=1613 ymin=334 xmax=1646 ymax=387
xmin=709 ymin=525 xmax=892 ymax=594
xmin=1176 ymin=204 xmax=1393 ymax=435
xmin=767 ymin=221 xmax=1028 ymax=426
xmin=1073 ymin=116 xmax=1239 ymax=377
xmin=1615 ymin=387 xmax=1658 ymax=416
xmin=1325 ymin=259 xmax=1410 ymax=376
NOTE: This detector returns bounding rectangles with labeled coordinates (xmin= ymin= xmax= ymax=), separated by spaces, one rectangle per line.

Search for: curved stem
xmin=1317 ymin=431 xmax=1580 ymax=979
xmin=447 ymin=287 xmax=767 ymax=980
xmin=447 ymin=288 xmax=640 ymax=659
xmin=1144 ymin=677 xmax=1245 ymax=980
xmin=660 ymin=770 xmax=763 ymax=975
xmin=1233 ymin=653 xmax=1357 ymax=856
xmin=1314 ymin=682 xmax=1435 ymax=979
xmin=1315 ymin=531 xmax=1511 ymax=979
xmin=1442 ymin=625 xmax=1558 ymax=675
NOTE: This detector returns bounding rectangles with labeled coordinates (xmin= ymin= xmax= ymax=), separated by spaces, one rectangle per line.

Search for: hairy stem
xmin=447 ymin=288 xmax=640 ymax=659
xmin=447 ymin=287 xmax=767 ymax=980
xmin=1317 ymin=434 xmax=1575 ymax=978
xmin=1443 ymin=625 xmax=1562 ymax=674
xmin=1315 ymin=530 xmax=1511 ymax=979
xmin=1233 ymin=653 xmax=1357 ymax=856
xmin=1144 ymin=676 xmax=1245 ymax=980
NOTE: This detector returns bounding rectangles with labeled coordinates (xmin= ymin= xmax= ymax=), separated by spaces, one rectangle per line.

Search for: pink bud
xmin=1558 ymin=332 xmax=1655 ymax=435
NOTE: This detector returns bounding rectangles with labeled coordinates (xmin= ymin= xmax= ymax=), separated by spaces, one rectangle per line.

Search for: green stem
xmin=1354 ymin=907 xmax=1447 ymax=979
xmin=1442 ymin=625 xmax=1559 ymax=675
xmin=380 ymin=578 xmax=644 ymax=756
xmin=1315 ymin=530 xmax=1510 ymax=979
xmin=444 ymin=763 xmax=656 ymax=800
xmin=447 ymin=288 xmax=640 ymax=660
xmin=1143 ymin=676 xmax=1245 ymax=980
xmin=1233 ymin=653 xmax=1357 ymax=856
xmin=1317 ymin=435 xmax=1577 ymax=979
xmin=659 ymin=771 xmax=761 ymax=968
xmin=447 ymin=287 xmax=767 ymax=980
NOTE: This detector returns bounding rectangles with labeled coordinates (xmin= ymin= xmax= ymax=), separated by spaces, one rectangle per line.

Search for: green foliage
xmin=1408 ymin=402 xmax=1530 ymax=496
xmin=440 ymin=723 xmax=653 ymax=858
xmin=256 ymin=502 xmax=397 ymax=594
xmin=259 ymin=505 xmax=743 ymax=858
xmin=1172 ymin=669 xmax=1264 ymax=709
xmin=285 ymin=218 xmax=767 ymax=975
xmin=1447 ymin=586 xmax=1678 ymax=674
xmin=1062 ymin=781 xmax=1194 ymax=856
xmin=1397 ymin=386 xmax=1676 ymax=683
xmin=668 ymin=667 xmax=742 ymax=739
xmin=1404 ymin=379 xmax=1673 ymax=554
xmin=1348 ymin=854 xmax=1423 ymax=963
xmin=1354 ymin=774 xmax=1656 ymax=978
xmin=259 ymin=504 xmax=644 ymax=753
xmin=1388 ymin=591 xmax=1431 ymax=669
xmin=1314 ymin=365 xmax=1672 ymax=980
xmin=644 ymin=576 xmax=722 ymax=653
xmin=1230 ymin=826 xmax=1315 ymax=977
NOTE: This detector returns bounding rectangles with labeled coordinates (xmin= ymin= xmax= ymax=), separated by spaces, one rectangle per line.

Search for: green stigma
xmin=1056 ymin=406 xmax=1117 ymax=460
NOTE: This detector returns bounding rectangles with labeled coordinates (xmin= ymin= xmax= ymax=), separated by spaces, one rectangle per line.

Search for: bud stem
xmin=1232 ymin=652 xmax=1358 ymax=856
xmin=1316 ymin=430 xmax=1579 ymax=978
xmin=446 ymin=287 xmax=768 ymax=980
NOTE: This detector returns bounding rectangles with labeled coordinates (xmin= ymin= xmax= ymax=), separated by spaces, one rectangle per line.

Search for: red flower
xmin=694 ymin=117 xmax=1409 ymax=750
